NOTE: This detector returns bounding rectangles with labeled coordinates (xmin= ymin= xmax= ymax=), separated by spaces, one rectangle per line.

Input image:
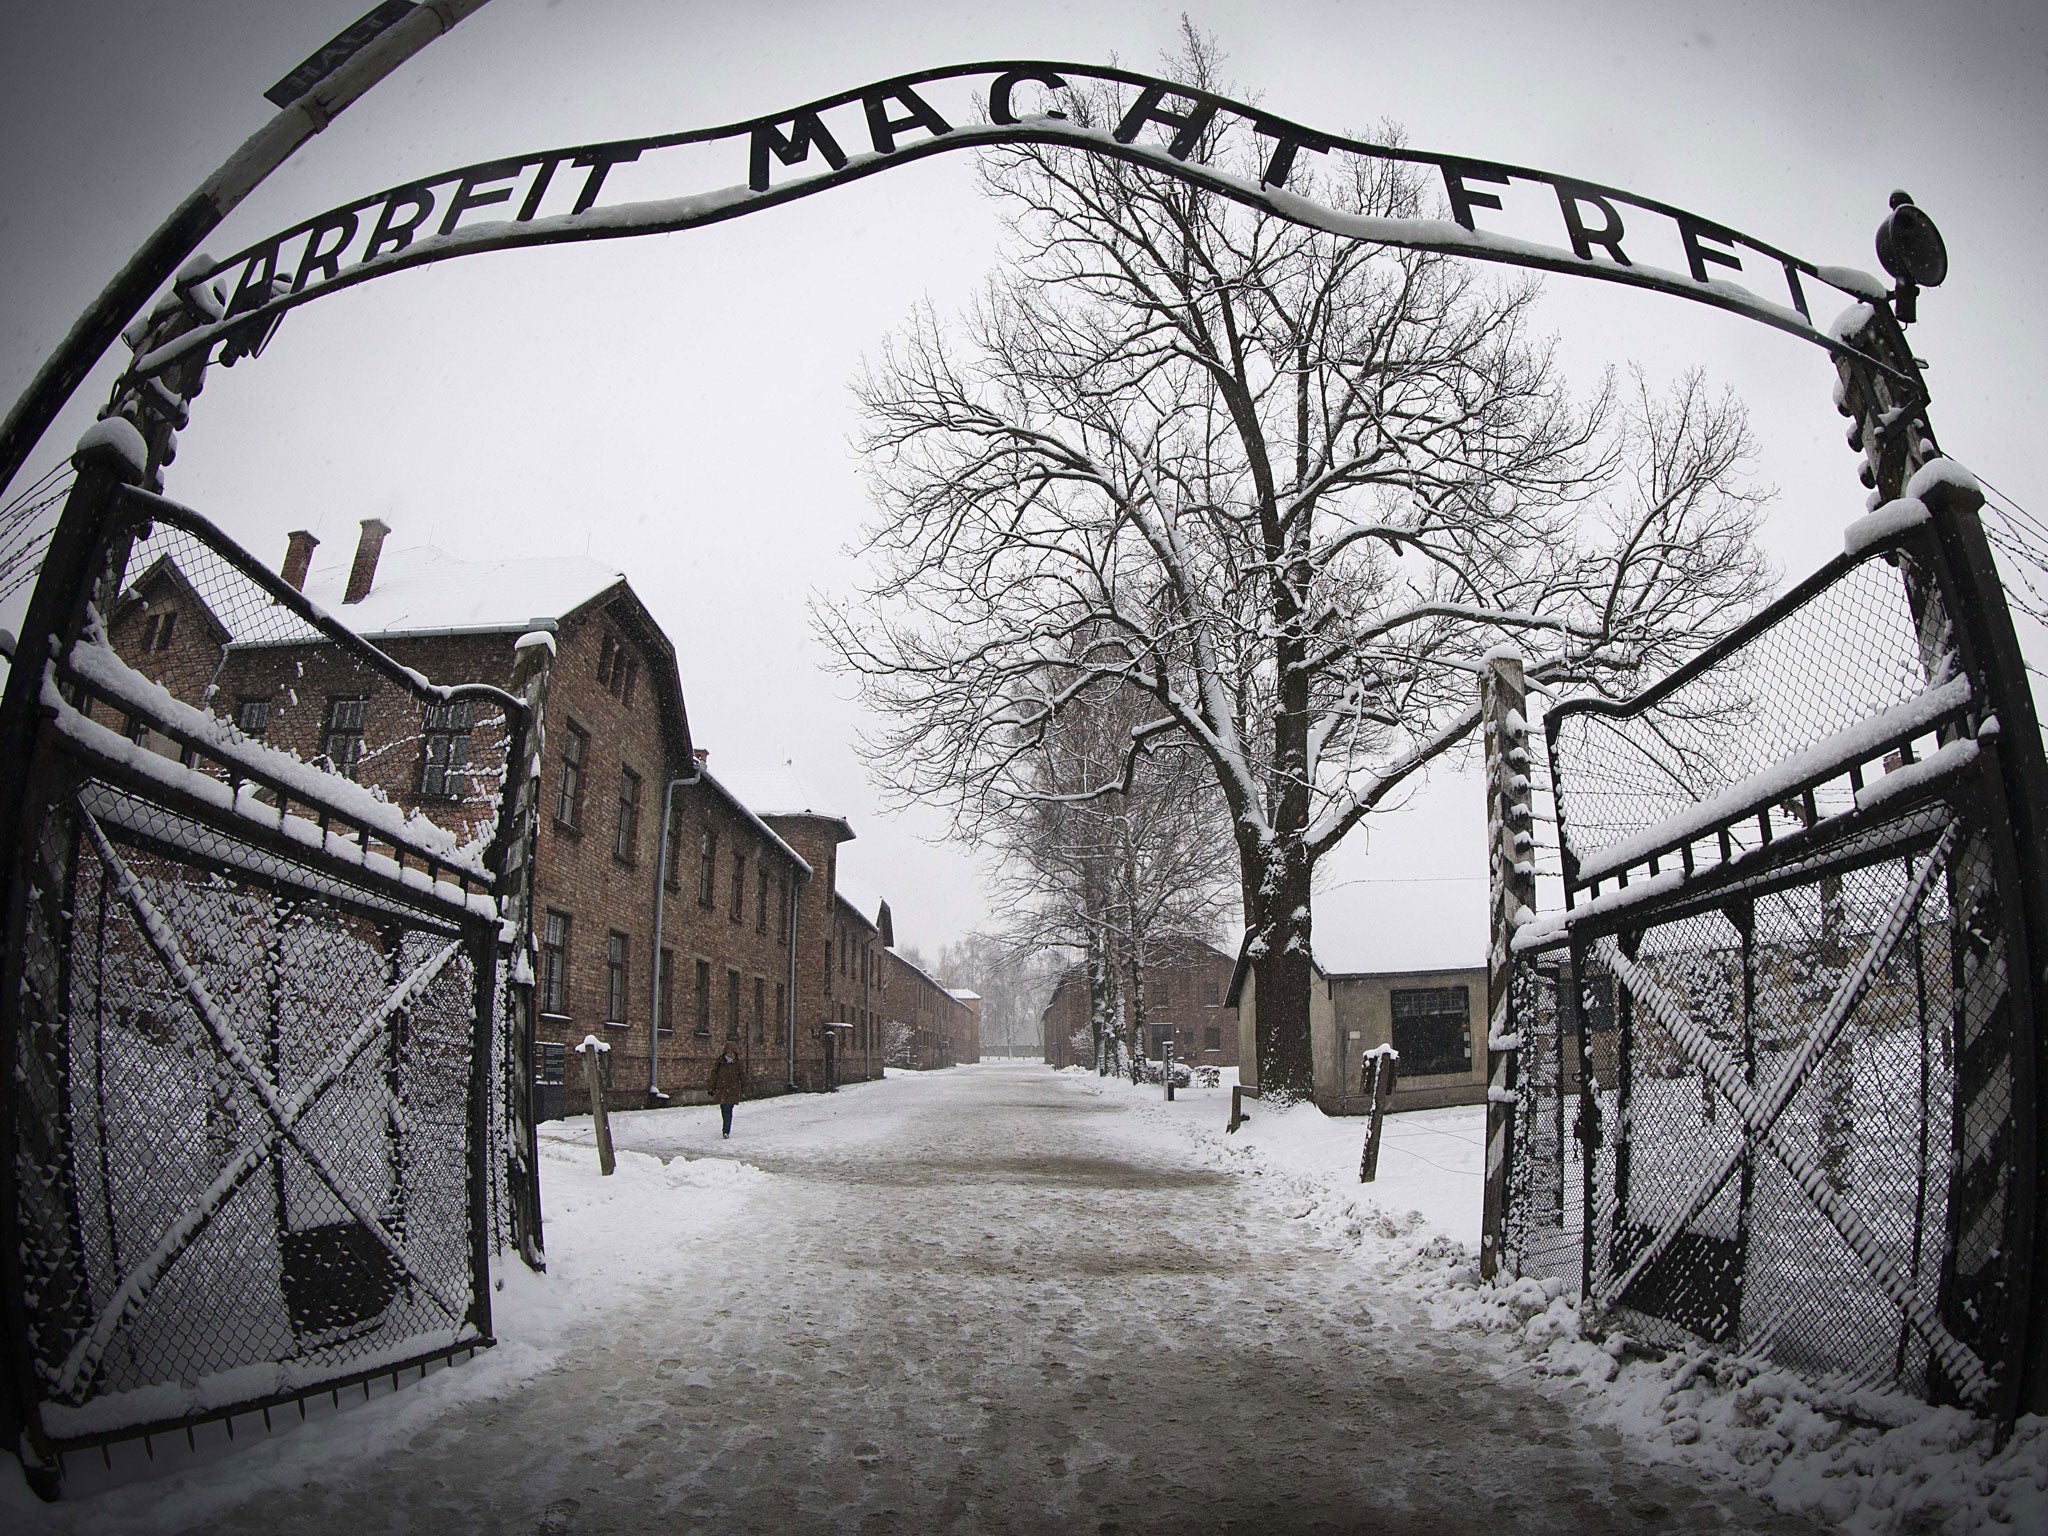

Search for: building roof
xmin=695 ymin=765 xmax=811 ymax=878
xmin=1308 ymin=877 xmax=1485 ymax=975
xmin=715 ymin=759 xmax=855 ymax=841
xmin=833 ymin=870 xmax=888 ymax=934
xmin=886 ymin=946 xmax=955 ymax=999
xmin=302 ymin=544 xmax=623 ymax=637
xmin=947 ymin=988 xmax=981 ymax=1002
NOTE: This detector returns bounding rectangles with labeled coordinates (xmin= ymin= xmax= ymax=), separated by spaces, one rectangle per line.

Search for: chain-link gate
xmin=0 ymin=466 xmax=543 ymax=1486
xmin=1498 ymin=470 xmax=2048 ymax=1430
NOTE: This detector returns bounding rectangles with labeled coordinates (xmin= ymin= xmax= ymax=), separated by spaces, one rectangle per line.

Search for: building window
xmin=139 ymin=609 xmax=177 ymax=652
xmin=1390 ymin=986 xmax=1473 ymax=1077
xmin=1202 ymin=980 xmax=1221 ymax=1007
xmin=236 ymin=698 xmax=269 ymax=738
xmin=699 ymin=828 xmax=717 ymax=907
xmin=1204 ymin=1026 xmax=1222 ymax=1052
xmin=694 ymin=959 xmax=711 ymax=1036
xmin=753 ymin=976 xmax=766 ymax=1043
xmin=823 ymin=939 xmax=831 ymax=988
xmin=658 ymin=947 xmax=675 ymax=1034
xmin=323 ymin=697 xmax=367 ymax=779
xmin=1155 ymin=978 xmax=1170 ymax=1008
xmin=779 ymin=873 xmax=790 ymax=941
xmin=421 ymin=700 xmax=474 ymax=800
xmin=775 ymin=981 xmax=786 ymax=1039
xmin=539 ymin=910 xmax=571 ymax=1016
xmin=606 ymin=932 xmax=629 ymax=1024
xmin=556 ymin=721 xmax=588 ymax=828
xmin=726 ymin=969 xmax=742 ymax=1039
xmin=730 ymin=852 xmax=746 ymax=923
xmin=756 ymin=866 xmax=768 ymax=933
xmin=597 ymin=632 xmax=638 ymax=705
xmin=615 ymin=766 xmax=641 ymax=863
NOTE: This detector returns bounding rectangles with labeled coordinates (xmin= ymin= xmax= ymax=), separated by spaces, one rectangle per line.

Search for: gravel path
xmin=107 ymin=1064 xmax=1822 ymax=1534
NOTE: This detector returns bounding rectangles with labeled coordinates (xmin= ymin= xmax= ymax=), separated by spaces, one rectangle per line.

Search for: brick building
xmin=878 ymin=947 xmax=973 ymax=1070
xmin=103 ymin=519 xmax=872 ymax=1113
xmin=1039 ymin=938 xmax=1241 ymax=1071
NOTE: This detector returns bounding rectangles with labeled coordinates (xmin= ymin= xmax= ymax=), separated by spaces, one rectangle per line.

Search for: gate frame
xmin=0 ymin=453 xmax=538 ymax=1480
xmin=1525 ymin=481 xmax=2048 ymax=1425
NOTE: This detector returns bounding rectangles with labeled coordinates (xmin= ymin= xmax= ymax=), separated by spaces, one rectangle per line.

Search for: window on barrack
xmin=236 ymin=698 xmax=269 ymax=738
xmin=539 ymin=910 xmax=571 ymax=1016
xmin=615 ymin=765 xmax=641 ymax=863
xmin=1390 ymin=986 xmax=1472 ymax=1077
xmin=606 ymin=932 xmax=629 ymax=1024
xmin=421 ymin=699 xmax=474 ymax=800
xmin=556 ymin=721 xmax=588 ymax=827
xmin=323 ymin=696 xmax=367 ymax=780
xmin=730 ymin=850 xmax=746 ymax=922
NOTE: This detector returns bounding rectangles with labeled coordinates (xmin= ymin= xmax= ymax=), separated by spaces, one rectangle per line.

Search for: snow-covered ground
xmin=6 ymin=1062 xmax=2040 ymax=1533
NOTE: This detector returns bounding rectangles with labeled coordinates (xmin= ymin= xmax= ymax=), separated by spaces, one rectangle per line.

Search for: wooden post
xmin=1228 ymin=1083 xmax=1258 ymax=1133
xmin=1360 ymin=1047 xmax=1399 ymax=1182
xmin=576 ymin=1035 xmax=615 ymax=1177
xmin=1479 ymin=651 xmax=1536 ymax=1278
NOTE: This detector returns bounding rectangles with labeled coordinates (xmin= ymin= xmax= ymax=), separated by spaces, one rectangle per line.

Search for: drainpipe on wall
xmin=786 ymin=865 xmax=807 ymax=1093
xmin=648 ymin=765 xmax=702 ymax=1101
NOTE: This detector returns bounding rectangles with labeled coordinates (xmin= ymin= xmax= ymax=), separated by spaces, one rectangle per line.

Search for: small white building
xmin=1227 ymin=882 xmax=1488 ymax=1114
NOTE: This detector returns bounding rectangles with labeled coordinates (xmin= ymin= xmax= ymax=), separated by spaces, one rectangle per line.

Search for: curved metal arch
xmin=138 ymin=59 xmax=1913 ymax=386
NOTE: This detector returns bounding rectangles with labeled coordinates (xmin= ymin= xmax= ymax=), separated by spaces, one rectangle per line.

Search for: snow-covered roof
xmin=1308 ymin=876 xmax=1485 ymax=976
xmin=301 ymin=544 xmax=622 ymax=637
xmin=948 ymin=988 xmax=981 ymax=1002
xmin=695 ymin=765 xmax=811 ymax=878
xmin=832 ymin=868 xmax=886 ymax=924
xmin=714 ymin=759 xmax=854 ymax=838
xmin=886 ymin=946 xmax=953 ymax=997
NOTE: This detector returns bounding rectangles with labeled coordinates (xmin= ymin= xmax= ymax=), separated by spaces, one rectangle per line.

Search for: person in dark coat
xmin=708 ymin=1047 xmax=747 ymax=1138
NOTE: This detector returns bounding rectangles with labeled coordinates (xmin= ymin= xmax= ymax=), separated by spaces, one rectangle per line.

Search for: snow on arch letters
xmin=141 ymin=62 xmax=1891 ymax=386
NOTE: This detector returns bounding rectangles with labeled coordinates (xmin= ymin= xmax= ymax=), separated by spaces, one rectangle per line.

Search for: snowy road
xmin=40 ymin=1063 xmax=1825 ymax=1535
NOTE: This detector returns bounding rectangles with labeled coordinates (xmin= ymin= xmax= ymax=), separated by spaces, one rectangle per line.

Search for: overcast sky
xmin=3 ymin=0 xmax=2043 ymax=967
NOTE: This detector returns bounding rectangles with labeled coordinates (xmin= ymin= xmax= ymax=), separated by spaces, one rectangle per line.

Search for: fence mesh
xmin=4 ymin=490 xmax=534 ymax=1451
xmin=1505 ymin=520 xmax=2031 ymax=1417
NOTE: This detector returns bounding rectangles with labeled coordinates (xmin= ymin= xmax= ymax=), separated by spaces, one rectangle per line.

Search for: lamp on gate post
xmin=1875 ymin=190 xmax=1947 ymax=327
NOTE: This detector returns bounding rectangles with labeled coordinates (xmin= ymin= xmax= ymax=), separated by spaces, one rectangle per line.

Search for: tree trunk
xmin=1251 ymin=850 xmax=1317 ymax=1100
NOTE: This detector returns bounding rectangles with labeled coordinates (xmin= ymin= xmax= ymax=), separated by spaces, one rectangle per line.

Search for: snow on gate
xmin=1495 ymin=469 xmax=2048 ymax=1432
xmin=0 ymin=486 xmax=543 ymax=1481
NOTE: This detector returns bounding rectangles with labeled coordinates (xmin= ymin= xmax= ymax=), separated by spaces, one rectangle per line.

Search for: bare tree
xmin=974 ymin=674 xmax=1236 ymax=1074
xmin=823 ymin=31 xmax=1770 ymax=1097
xmin=931 ymin=933 xmax=1064 ymax=1058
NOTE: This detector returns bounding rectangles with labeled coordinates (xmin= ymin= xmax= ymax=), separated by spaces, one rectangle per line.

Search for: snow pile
xmin=1084 ymin=1072 xmax=2048 ymax=1536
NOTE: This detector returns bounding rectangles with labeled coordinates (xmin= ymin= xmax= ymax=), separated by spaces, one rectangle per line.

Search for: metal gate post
xmin=0 ymin=429 xmax=146 ymax=1489
xmin=1480 ymin=651 xmax=1536 ymax=1279
xmin=1916 ymin=472 xmax=2048 ymax=1418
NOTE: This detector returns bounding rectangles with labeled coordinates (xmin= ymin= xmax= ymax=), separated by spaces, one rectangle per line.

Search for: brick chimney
xmin=280 ymin=529 xmax=318 ymax=591
xmin=343 ymin=518 xmax=390 ymax=604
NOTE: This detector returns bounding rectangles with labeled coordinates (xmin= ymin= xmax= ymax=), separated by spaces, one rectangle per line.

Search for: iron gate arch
xmin=0 ymin=45 xmax=2034 ymax=1489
